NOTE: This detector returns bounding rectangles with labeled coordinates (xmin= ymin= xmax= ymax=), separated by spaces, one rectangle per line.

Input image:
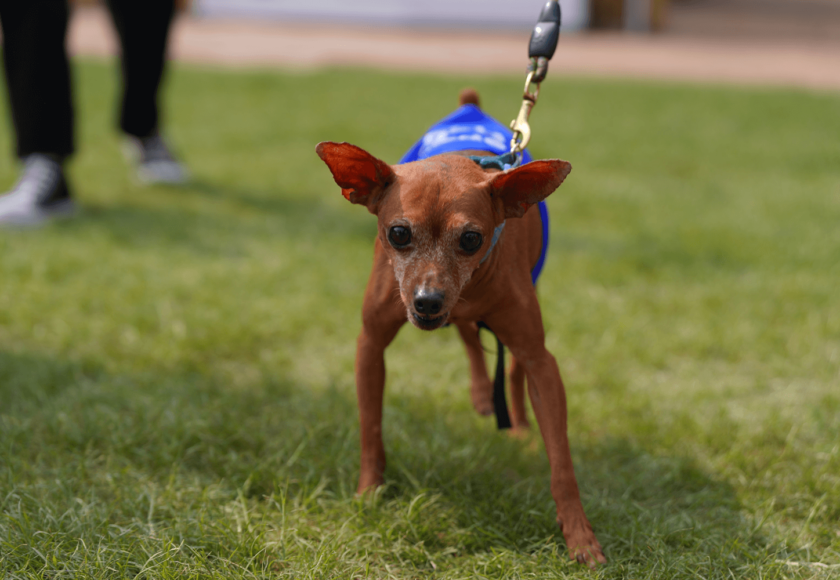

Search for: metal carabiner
xmin=510 ymin=71 xmax=540 ymax=153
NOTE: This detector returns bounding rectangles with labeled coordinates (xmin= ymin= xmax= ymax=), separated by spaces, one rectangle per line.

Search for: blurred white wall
xmin=194 ymin=0 xmax=590 ymax=32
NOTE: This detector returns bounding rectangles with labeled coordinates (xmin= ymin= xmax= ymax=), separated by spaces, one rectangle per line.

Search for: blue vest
xmin=399 ymin=104 xmax=548 ymax=284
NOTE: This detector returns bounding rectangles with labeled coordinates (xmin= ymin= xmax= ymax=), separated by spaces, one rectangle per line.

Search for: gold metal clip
xmin=509 ymin=71 xmax=541 ymax=153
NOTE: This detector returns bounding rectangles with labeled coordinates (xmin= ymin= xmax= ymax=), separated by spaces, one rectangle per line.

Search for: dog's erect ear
xmin=316 ymin=142 xmax=396 ymax=213
xmin=486 ymin=159 xmax=572 ymax=219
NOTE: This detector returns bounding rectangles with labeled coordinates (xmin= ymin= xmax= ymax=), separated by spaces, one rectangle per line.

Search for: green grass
xmin=1 ymin=59 xmax=839 ymax=578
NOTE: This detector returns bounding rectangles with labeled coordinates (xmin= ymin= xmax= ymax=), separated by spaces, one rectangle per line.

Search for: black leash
xmin=476 ymin=324 xmax=512 ymax=430
xmin=476 ymin=2 xmax=562 ymax=431
xmin=491 ymin=332 xmax=510 ymax=429
xmin=490 ymin=330 xmax=511 ymax=431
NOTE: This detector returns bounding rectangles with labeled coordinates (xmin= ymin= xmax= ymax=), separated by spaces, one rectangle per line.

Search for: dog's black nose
xmin=414 ymin=288 xmax=444 ymax=316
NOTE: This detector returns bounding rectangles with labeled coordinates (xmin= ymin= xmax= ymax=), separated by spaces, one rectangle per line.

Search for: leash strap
xmin=490 ymin=331 xmax=512 ymax=430
xmin=477 ymin=322 xmax=512 ymax=430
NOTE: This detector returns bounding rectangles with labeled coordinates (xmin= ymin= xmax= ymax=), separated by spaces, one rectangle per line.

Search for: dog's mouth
xmin=411 ymin=312 xmax=448 ymax=330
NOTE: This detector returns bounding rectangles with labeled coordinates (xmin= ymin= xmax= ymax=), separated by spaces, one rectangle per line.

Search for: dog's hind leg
xmin=509 ymin=356 xmax=531 ymax=432
xmin=455 ymin=321 xmax=494 ymax=416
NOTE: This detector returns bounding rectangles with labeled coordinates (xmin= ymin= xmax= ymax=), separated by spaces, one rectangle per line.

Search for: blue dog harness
xmin=399 ymin=104 xmax=549 ymax=285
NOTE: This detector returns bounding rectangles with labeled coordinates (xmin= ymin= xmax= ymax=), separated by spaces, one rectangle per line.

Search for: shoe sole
xmin=123 ymin=138 xmax=190 ymax=186
xmin=0 ymin=199 xmax=77 ymax=228
xmin=137 ymin=166 xmax=190 ymax=185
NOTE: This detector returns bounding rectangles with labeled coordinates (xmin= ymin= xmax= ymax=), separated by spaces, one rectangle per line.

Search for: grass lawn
xmin=1 ymin=59 xmax=838 ymax=578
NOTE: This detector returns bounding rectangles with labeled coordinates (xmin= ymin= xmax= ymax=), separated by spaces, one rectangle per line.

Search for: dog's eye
xmin=388 ymin=226 xmax=411 ymax=248
xmin=460 ymin=231 xmax=483 ymax=254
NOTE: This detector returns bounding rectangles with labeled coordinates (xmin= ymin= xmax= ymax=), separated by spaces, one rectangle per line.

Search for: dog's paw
xmin=570 ymin=542 xmax=606 ymax=569
xmin=560 ymin=518 xmax=607 ymax=568
xmin=470 ymin=380 xmax=494 ymax=416
xmin=473 ymin=399 xmax=494 ymax=416
xmin=508 ymin=424 xmax=531 ymax=439
xmin=356 ymin=463 xmax=385 ymax=496
xmin=356 ymin=477 xmax=384 ymax=496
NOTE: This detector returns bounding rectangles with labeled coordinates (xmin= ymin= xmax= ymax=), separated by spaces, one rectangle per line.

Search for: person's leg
xmin=0 ymin=0 xmax=75 ymax=226
xmin=0 ymin=0 xmax=74 ymax=158
xmin=105 ymin=0 xmax=187 ymax=184
xmin=104 ymin=0 xmax=175 ymax=139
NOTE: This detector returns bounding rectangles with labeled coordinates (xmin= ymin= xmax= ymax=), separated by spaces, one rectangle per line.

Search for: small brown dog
xmin=316 ymin=91 xmax=605 ymax=566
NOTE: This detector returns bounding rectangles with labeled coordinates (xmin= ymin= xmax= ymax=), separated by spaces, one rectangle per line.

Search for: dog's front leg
xmin=356 ymin=246 xmax=406 ymax=494
xmin=355 ymin=323 xmax=400 ymax=493
xmin=486 ymin=301 xmax=605 ymax=567
xmin=524 ymin=350 xmax=605 ymax=566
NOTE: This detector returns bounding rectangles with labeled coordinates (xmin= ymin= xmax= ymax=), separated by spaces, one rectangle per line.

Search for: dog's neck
xmin=465 ymin=151 xmax=522 ymax=266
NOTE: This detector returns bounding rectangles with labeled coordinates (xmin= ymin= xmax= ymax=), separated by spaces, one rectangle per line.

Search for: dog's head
xmin=316 ymin=142 xmax=571 ymax=330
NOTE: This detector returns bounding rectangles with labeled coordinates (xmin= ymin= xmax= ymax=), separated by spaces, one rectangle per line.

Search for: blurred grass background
xmin=0 ymin=60 xmax=838 ymax=578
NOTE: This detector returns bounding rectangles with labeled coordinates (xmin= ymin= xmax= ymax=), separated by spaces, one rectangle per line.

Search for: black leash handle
xmin=529 ymin=1 xmax=562 ymax=59
xmin=528 ymin=1 xmax=562 ymax=83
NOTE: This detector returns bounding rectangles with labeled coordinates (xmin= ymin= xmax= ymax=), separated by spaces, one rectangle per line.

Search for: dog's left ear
xmin=486 ymin=159 xmax=572 ymax=219
xmin=316 ymin=141 xmax=396 ymax=214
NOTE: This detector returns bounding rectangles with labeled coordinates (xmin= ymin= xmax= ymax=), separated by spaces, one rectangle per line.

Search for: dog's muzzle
xmin=411 ymin=288 xmax=447 ymax=330
xmin=411 ymin=312 xmax=447 ymax=330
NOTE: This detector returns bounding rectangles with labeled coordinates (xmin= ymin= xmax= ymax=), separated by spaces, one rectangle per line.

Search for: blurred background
xmin=67 ymin=0 xmax=840 ymax=90
xmin=192 ymin=0 xmax=838 ymax=38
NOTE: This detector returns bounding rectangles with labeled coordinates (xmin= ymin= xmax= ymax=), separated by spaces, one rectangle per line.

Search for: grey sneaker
xmin=0 ymin=154 xmax=75 ymax=227
xmin=124 ymin=133 xmax=189 ymax=185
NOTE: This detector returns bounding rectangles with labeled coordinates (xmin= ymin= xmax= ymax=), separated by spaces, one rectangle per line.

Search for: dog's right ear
xmin=486 ymin=159 xmax=572 ymax=219
xmin=316 ymin=142 xmax=395 ymax=214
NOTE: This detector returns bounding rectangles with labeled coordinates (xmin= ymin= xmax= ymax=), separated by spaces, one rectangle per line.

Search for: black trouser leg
xmin=0 ymin=0 xmax=74 ymax=158
xmin=104 ymin=0 xmax=175 ymax=139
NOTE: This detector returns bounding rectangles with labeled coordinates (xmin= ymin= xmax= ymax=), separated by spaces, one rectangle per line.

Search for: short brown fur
xmin=315 ymin=94 xmax=605 ymax=567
